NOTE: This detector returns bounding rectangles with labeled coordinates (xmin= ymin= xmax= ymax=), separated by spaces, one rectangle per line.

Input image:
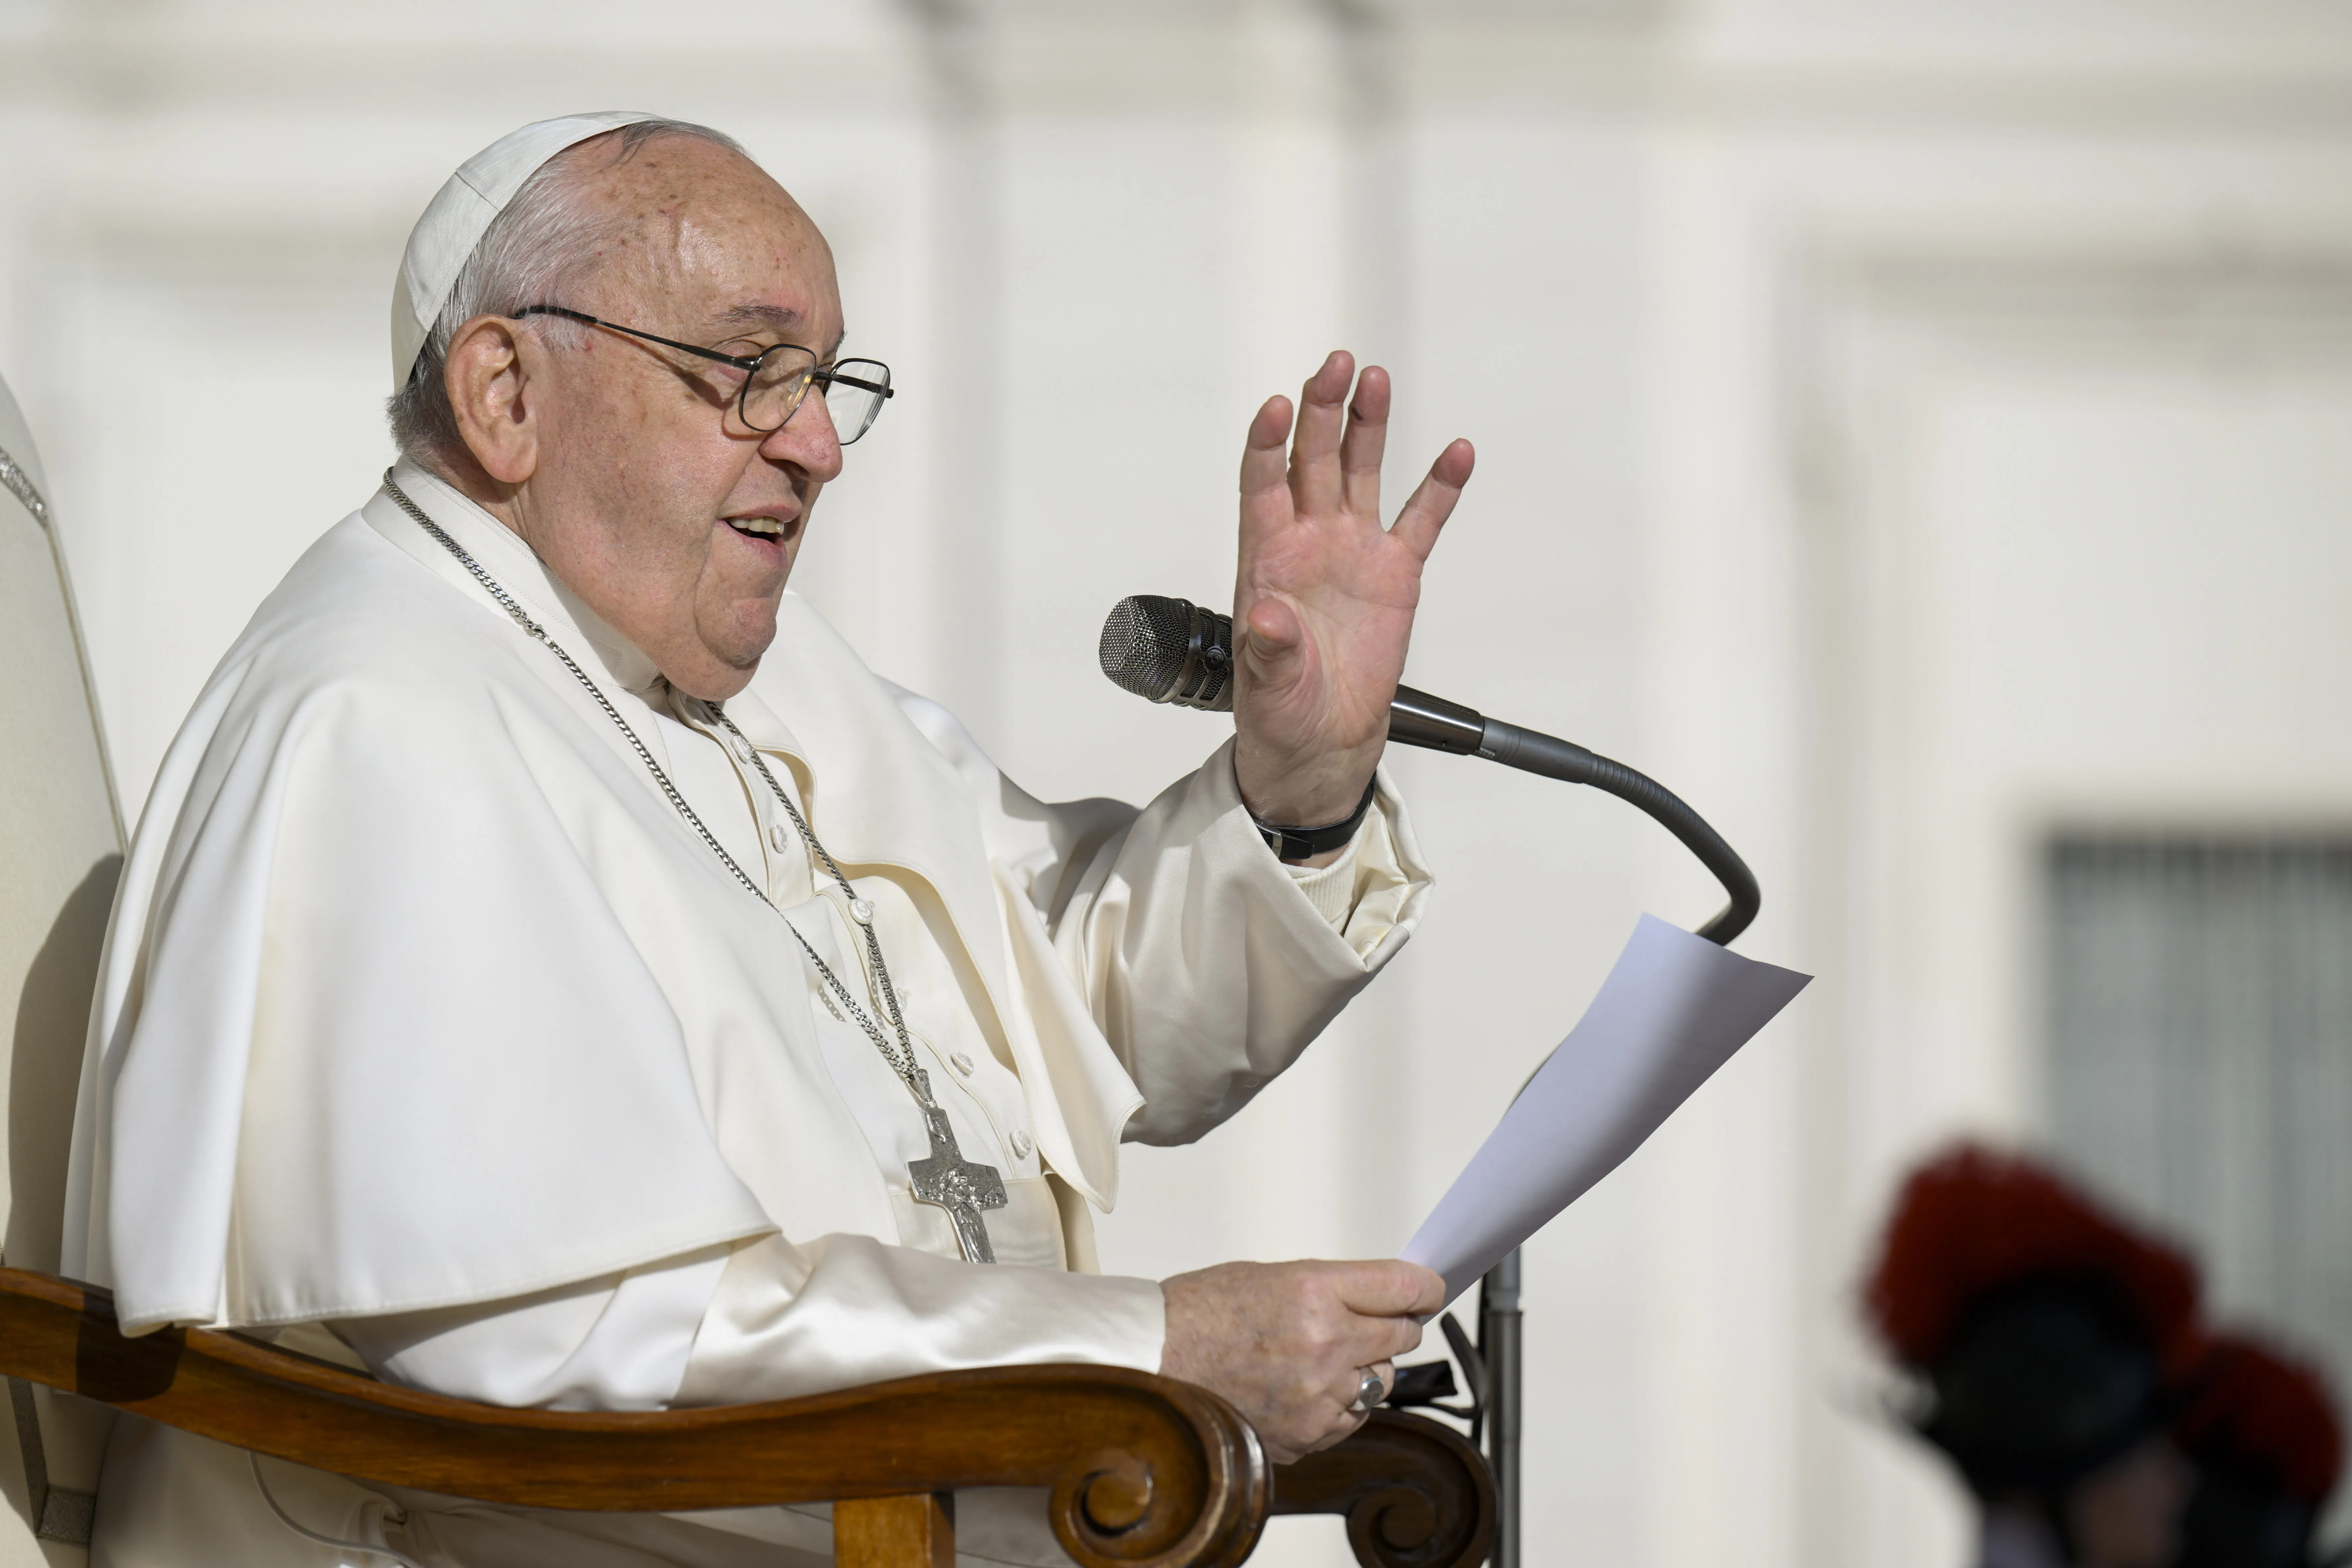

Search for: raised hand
xmin=1232 ymin=352 xmax=1473 ymax=856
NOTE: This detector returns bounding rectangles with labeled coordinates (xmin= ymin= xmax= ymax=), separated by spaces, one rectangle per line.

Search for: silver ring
xmin=1349 ymin=1368 xmax=1386 ymax=1414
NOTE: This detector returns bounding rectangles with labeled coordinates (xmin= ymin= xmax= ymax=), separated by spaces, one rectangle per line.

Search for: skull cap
xmin=390 ymin=111 xmax=659 ymax=391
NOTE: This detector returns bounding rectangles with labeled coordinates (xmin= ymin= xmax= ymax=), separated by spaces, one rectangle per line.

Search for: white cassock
xmin=62 ymin=460 xmax=1432 ymax=1568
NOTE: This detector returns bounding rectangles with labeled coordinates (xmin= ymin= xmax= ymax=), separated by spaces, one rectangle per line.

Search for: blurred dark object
xmin=2175 ymin=1333 xmax=2346 ymax=1568
xmin=1387 ymin=1355 xmax=1461 ymax=1412
xmin=1863 ymin=1142 xmax=2203 ymax=1496
xmin=1927 ymin=1275 xmax=2175 ymax=1493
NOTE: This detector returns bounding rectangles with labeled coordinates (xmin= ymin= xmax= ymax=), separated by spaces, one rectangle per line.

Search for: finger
xmin=1240 ymin=596 xmax=1307 ymax=696
xmin=1404 ymin=1262 xmax=1446 ymax=1316
xmin=1286 ymin=350 xmax=1354 ymax=518
xmin=1238 ymin=396 xmax=1298 ymax=564
xmin=1368 ymin=1315 xmax=1427 ymax=1365
xmin=1321 ymin=1359 xmax=1393 ymax=1419
xmin=1327 ymin=1306 xmax=1427 ymax=1370
xmin=1386 ymin=438 xmax=1475 ymax=561
xmin=1324 ymin=1364 xmax=1369 ymax=1415
xmin=1337 ymin=365 xmax=1391 ymax=520
xmin=1334 ymin=1259 xmax=1449 ymax=1318
xmin=1239 ymin=394 xmax=1295 ymax=504
xmin=1312 ymin=1306 xmax=1429 ymax=1381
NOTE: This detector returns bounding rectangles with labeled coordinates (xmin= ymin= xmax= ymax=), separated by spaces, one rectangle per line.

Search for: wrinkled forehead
xmin=568 ymin=137 xmax=840 ymax=342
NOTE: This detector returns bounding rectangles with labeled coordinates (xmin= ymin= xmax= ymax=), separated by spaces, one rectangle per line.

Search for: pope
xmin=62 ymin=112 xmax=1477 ymax=1567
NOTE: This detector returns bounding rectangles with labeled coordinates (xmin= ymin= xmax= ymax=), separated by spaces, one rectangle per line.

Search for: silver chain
xmin=714 ymin=709 xmax=923 ymax=1074
xmin=0 ymin=442 xmax=51 ymax=528
xmin=379 ymin=472 xmax=936 ymax=1106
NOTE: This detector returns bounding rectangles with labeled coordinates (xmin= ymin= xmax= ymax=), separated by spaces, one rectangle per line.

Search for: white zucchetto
xmin=390 ymin=110 xmax=658 ymax=391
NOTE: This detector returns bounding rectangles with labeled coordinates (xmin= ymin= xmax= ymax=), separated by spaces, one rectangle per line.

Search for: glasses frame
xmin=512 ymin=305 xmax=893 ymax=444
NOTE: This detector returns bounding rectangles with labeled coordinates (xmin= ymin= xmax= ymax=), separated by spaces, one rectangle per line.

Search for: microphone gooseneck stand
xmin=1384 ymin=686 xmax=1754 ymax=1568
xmin=1097 ymin=596 xmax=1764 ymax=1568
xmin=1476 ymin=1250 xmax=1522 ymax=1568
xmin=1385 ymin=683 xmax=1758 ymax=945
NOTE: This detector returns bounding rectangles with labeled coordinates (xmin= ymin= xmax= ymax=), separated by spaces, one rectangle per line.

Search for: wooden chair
xmin=0 ymin=376 xmax=1493 ymax=1568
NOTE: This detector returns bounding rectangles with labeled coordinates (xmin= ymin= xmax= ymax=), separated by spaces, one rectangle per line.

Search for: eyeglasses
xmin=513 ymin=305 xmax=894 ymax=445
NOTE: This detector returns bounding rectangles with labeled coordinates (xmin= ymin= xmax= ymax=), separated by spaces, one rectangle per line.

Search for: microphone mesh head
xmin=1099 ymin=595 xmax=1193 ymax=700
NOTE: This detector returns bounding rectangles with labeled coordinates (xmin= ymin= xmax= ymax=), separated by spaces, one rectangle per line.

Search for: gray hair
xmin=386 ymin=117 xmax=749 ymax=470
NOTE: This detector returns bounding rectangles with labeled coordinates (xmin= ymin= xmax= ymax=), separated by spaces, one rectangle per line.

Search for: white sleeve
xmin=331 ymin=1247 xmax=730 ymax=1411
xmin=673 ymin=1233 xmax=1164 ymax=1406
xmin=1281 ymin=799 xmax=1422 ymax=959
xmin=889 ymin=683 xmax=1438 ymax=1149
xmin=330 ymin=1234 xmax=1164 ymax=1412
xmin=1043 ymin=744 xmax=1434 ymax=1146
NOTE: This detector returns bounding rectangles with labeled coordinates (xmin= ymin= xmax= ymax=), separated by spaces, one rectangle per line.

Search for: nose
xmin=762 ymin=389 xmax=845 ymax=482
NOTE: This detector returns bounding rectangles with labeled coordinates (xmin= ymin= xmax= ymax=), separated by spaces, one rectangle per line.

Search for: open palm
xmin=1232 ymin=351 xmax=1474 ymax=843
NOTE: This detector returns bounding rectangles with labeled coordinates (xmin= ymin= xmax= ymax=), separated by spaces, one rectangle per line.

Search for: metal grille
xmin=2045 ymin=835 xmax=2352 ymax=1428
xmin=1098 ymin=594 xmax=1193 ymax=701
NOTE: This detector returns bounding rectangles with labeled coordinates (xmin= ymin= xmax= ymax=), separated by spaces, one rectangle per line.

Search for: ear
xmin=444 ymin=315 xmax=543 ymax=486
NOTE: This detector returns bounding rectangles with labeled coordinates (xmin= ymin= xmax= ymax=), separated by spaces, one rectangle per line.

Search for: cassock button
xmin=950 ymin=1051 xmax=975 ymax=1076
xmin=1011 ymin=1130 xmax=1034 ymax=1160
xmin=849 ymin=897 xmax=875 ymax=925
xmin=770 ymin=823 xmax=789 ymax=852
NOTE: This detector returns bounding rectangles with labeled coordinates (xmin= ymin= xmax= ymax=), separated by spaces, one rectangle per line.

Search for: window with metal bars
xmin=2044 ymin=835 xmax=2352 ymax=1427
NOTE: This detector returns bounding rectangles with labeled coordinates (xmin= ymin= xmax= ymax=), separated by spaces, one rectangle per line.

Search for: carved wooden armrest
xmin=0 ymin=1268 xmax=1489 ymax=1568
xmin=1275 ymin=1410 xmax=1494 ymax=1568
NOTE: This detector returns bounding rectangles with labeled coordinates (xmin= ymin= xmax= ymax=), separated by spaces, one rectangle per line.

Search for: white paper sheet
xmin=1401 ymin=915 xmax=1812 ymax=1302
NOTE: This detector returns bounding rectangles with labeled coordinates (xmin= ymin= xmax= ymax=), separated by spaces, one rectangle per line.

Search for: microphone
xmin=1098 ymin=594 xmax=1761 ymax=945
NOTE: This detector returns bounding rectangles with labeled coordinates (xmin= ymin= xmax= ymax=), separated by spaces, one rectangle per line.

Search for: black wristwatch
xmin=1253 ymin=776 xmax=1379 ymax=862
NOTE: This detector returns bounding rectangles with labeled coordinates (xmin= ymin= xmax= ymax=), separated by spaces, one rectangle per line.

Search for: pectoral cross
xmin=909 ymin=1102 xmax=1009 ymax=1264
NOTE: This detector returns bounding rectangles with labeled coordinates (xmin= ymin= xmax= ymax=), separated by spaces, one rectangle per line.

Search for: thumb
xmin=1241 ymin=597 xmax=1308 ymax=694
xmin=1336 ymin=1260 xmax=1447 ymax=1318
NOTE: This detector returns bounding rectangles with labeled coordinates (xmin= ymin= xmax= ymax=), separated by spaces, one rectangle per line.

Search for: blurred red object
xmin=1863 ymin=1142 xmax=2201 ymax=1378
xmin=2177 ymin=1333 xmax=2343 ymax=1506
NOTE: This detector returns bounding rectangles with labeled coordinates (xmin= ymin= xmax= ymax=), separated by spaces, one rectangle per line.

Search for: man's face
xmin=501 ymin=135 xmax=847 ymax=700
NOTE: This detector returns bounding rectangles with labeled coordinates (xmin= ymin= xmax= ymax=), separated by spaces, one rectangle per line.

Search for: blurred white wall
xmin=4 ymin=1 xmax=2352 ymax=1564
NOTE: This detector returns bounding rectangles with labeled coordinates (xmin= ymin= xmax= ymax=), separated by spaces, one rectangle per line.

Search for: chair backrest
xmin=0 ymin=371 xmax=125 ymax=1565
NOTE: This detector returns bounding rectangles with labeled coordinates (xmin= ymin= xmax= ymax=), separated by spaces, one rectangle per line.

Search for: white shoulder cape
xmin=61 ymin=489 xmax=1157 ymax=1334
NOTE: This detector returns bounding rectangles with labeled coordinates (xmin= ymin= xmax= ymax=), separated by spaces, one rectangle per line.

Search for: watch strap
xmin=1253 ymin=775 xmax=1379 ymax=862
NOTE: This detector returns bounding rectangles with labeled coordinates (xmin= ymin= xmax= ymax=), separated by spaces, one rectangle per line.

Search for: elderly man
xmin=63 ymin=112 xmax=1473 ymax=1568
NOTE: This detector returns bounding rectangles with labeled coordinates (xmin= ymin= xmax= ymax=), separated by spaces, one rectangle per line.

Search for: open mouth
xmin=726 ymin=515 xmax=787 ymax=543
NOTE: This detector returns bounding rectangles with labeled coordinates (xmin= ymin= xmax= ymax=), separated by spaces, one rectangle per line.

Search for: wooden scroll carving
xmin=1272 ymin=1409 xmax=1495 ymax=1568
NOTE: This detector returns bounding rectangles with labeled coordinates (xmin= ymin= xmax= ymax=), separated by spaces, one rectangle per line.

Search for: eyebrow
xmin=717 ymin=302 xmax=846 ymax=358
xmin=720 ymin=302 xmax=800 ymax=331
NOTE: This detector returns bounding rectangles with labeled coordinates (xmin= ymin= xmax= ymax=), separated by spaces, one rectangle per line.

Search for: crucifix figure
xmin=908 ymin=1102 xmax=1009 ymax=1264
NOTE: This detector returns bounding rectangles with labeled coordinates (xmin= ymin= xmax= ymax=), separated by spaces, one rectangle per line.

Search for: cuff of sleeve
xmin=1286 ymin=839 xmax=1364 ymax=925
xmin=1279 ymin=779 xmax=1429 ymax=961
xmin=1191 ymin=738 xmax=1433 ymax=973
